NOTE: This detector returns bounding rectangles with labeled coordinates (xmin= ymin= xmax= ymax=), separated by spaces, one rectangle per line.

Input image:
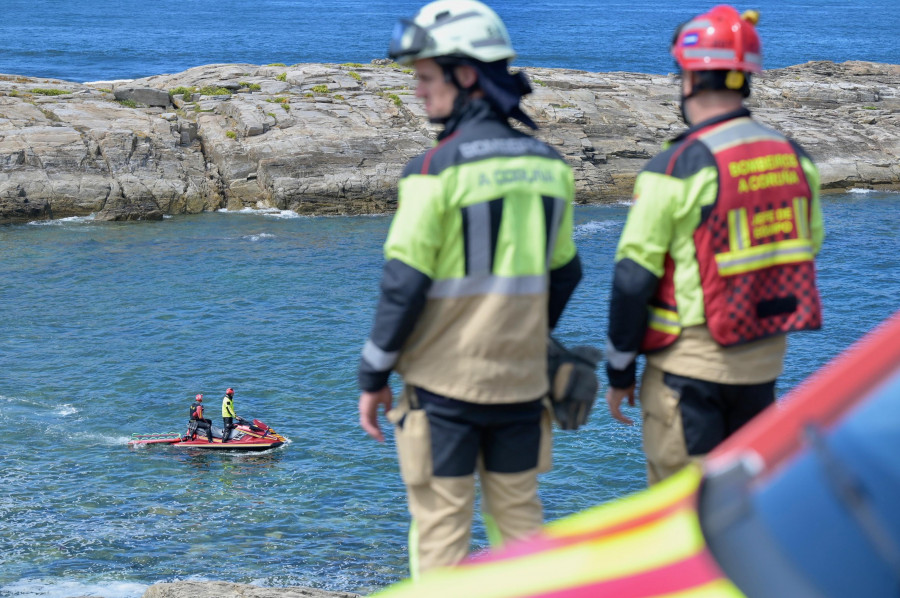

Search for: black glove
xmin=547 ymin=336 xmax=603 ymax=431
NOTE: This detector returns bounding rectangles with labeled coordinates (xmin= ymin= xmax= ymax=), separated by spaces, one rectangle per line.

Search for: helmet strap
xmin=679 ymin=71 xmax=698 ymax=125
xmin=679 ymin=94 xmax=692 ymax=126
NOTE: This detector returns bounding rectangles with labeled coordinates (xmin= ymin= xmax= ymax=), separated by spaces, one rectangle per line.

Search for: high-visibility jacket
xmin=359 ymin=99 xmax=582 ymax=404
xmin=607 ymin=108 xmax=823 ymax=389
xmin=222 ymin=395 xmax=236 ymax=419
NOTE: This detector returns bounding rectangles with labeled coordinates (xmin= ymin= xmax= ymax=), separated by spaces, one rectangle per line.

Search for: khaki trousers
xmin=639 ymin=364 xmax=705 ymax=485
xmin=392 ymin=387 xmax=551 ymax=576
xmin=405 ymin=467 xmax=542 ymax=575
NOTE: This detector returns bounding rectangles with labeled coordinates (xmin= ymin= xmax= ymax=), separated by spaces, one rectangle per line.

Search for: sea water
xmin=0 ymin=0 xmax=897 ymax=81
xmin=0 ymin=194 xmax=898 ymax=597
xmin=0 ymin=0 xmax=899 ymax=596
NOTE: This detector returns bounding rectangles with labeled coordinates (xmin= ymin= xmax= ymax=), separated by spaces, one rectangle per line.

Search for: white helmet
xmin=388 ymin=0 xmax=516 ymax=65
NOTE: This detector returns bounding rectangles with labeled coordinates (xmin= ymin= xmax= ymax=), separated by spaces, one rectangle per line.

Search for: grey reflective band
xmin=733 ymin=211 xmax=749 ymax=250
xmin=465 ymin=201 xmax=492 ymax=276
xmin=545 ymin=196 xmax=565 ymax=269
xmin=428 ymin=274 xmax=547 ymax=298
xmin=701 ymin=119 xmax=781 ymax=152
xmin=682 ymin=48 xmax=737 ymax=60
xmin=683 ymin=18 xmax=712 ymax=30
xmin=471 ymin=37 xmax=510 ymax=49
xmin=424 ymin=10 xmax=480 ymax=31
xmin=362 ymin=339 xmax=399 ymax=371
xmin=745 ymin=52 xmax=762 ymax=66
xmin=649 ymin=311 xmax=680 ymax=328
xmin=794 ymin=198 xmax=810 ymax=239
xmin=605 ymin=337 xmax=637 ymax=370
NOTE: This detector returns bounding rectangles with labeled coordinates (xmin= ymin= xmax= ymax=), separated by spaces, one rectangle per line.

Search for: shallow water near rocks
xmin=0 ymin=192 xmax=897 ymax=597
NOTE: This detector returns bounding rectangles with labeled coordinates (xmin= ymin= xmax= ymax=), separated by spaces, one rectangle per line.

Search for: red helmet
xmin=226 ymin=388 xmax=234 ymax=396
xmin=671 ymin=5 xmax=762 ymax=74
xmin=195 ymin=394 xmax=203 ymax=402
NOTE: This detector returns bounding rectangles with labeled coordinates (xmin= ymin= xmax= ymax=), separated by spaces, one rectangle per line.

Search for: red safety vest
xmin=643 ymin=118 xmax=822 ymax=351
xmin=190 ymin=403 xmax=204 ymax=420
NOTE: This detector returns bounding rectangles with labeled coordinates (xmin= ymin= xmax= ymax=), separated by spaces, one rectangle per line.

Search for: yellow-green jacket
xmin=359 ymin=100 xmax=582 ymax=404
xmin=222 ymin=395 xmax=236 ymax=419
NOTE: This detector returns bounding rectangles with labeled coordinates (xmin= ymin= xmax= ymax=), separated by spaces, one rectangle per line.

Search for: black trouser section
xmin=663 ymin=372 xmax=775 ymax=456
xmin=415 ymin=387 xmax=543 ymax=477
xmin=187 ymin=419 xmax=213 ymax=440
xmin=222 ymin=417 xmax=234 ymax=440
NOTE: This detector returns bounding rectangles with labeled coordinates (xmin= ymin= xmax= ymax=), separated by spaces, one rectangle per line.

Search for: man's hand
xmin=359 ymin=386 xmax=394 ymax=442
xmin=606 ymin=385 xmax=636 ymax=425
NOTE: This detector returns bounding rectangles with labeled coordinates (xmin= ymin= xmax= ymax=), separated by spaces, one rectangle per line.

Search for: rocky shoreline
xmin=66 ymin=581 xmax=361 ymax=598
xmin=140 ymin=581 xmax=361 ymax=598
xmin=1 ymin=60 xmax=898 ymax=223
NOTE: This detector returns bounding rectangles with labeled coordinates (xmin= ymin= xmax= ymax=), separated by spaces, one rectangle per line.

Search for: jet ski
xmin=129 ymin=417 xmax=286 ymax=451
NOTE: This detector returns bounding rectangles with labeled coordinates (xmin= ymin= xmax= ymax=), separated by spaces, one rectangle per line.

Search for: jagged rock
xmin=141 ymin=581 xmax=360 ymax=598
xmin=113 ymin=86 xmax=171 ymax=108
xmin=1 ymin=60 xmax=898 ymax=223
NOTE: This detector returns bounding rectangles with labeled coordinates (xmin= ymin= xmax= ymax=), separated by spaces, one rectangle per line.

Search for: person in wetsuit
xmin=186 ymin=394 xmax=213 ymax=443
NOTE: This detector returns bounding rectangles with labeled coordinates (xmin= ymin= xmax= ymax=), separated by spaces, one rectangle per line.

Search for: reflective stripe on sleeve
xmin=648 ymin=306 xmax=682 ymax=336
xmin=362 ymin=339 xmax=400 ymax=371
xmin=606 ymin=337 xmax=637 ymax=371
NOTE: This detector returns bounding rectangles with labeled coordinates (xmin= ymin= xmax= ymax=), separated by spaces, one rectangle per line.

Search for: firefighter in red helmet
xmin=604 ymin=6 xmax=824 ymax=484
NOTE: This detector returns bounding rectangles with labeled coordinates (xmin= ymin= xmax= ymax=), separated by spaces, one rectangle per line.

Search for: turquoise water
xmin=0 ymin=192 xmax=898 ymax=597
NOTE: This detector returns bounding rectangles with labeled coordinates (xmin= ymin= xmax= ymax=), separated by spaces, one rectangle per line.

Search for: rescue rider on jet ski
xmin=222 ymin=387 xmax=237 ymax=442
xmin=186 ymin=394 xmax=214 ymax=443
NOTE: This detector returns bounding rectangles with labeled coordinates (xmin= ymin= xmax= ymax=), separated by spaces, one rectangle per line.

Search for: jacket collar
xmin=438 ymin=98 xmax=504 ymax=141
xmin=671 ymin=107 xmax=752 ymax=144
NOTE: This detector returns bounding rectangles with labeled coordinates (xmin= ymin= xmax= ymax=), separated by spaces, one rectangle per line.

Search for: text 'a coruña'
xmin=479 ymin=168 xmax=556 ymax=187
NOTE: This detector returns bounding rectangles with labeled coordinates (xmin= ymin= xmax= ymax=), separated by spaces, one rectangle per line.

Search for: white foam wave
xmin=217 ymin=205 xmax=305 ymax=219
xmin=0 ymin=578 xmax=146 ymax=598
xmin=262 ymin=210 xmax=303 ymax=219
xmin=54 ymin=404 xmax=78 ymax=417
xmin=848 ymin=187 xmax=899 ymax=194
xmin=27 ymin=214 xmax=96 ymax=226
xmin=574 ymin=219 xmax=619 ymax=239
xmin=104 ymin=435 xmax=138 ymax=446
xmin=243 ymin=232 xmax=276 ymax=242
